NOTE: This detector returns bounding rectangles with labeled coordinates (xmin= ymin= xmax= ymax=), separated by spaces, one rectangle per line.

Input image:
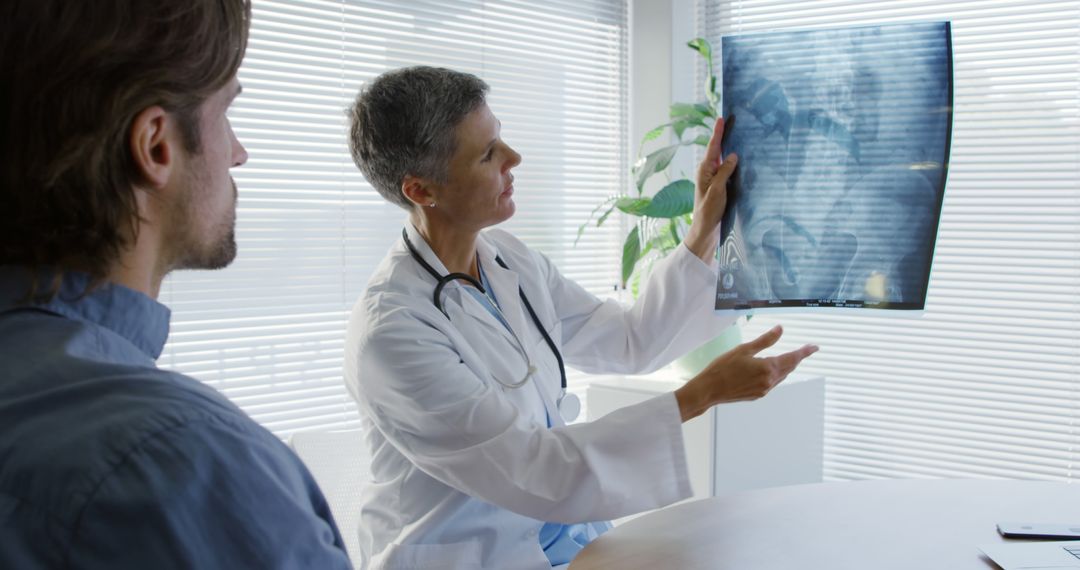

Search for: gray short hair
xmin=348 ymin=66 xmax=489 ymax=210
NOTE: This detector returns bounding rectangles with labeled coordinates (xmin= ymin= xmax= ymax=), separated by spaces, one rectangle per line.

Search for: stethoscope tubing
xmin=401 ymin=228 xmax=568 ymax=392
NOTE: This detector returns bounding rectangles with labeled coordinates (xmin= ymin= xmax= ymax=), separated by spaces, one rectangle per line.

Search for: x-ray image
xmin=715 ymin=22 xmax=952 ymax=311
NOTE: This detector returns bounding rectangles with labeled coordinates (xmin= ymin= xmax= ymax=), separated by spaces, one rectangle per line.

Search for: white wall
xmin=630 ymin=0 xmax=672 ymax=197
xmin=630 ymin=0 xmax=702 ymax=195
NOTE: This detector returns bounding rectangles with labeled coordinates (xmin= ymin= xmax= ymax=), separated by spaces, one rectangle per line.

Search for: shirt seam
xmin=61 ymin=412 xmax=255 ymax=568
xmin=0 ymin=490 xmax=72 ymax=527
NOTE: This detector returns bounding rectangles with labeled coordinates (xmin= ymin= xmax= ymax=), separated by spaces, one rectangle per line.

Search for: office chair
xmin=289 ymin=428 xmax=369 ymax=567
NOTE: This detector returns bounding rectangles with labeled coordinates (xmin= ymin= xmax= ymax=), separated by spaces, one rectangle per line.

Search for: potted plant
xmin=577 ymin=37 xmax=745 ymax=377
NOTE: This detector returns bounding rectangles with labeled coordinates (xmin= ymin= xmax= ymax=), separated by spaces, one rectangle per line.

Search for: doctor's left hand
xmin=675 ymin=325 xmax=818 ymax=422
xmin=684 ymin=116 xmax=738 ymax=263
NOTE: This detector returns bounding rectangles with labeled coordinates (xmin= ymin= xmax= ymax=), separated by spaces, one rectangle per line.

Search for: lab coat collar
xmin=401 ymin=223 xmax=514 ymax=282
xmin=402 ymin=223 xmax=451 ymax=276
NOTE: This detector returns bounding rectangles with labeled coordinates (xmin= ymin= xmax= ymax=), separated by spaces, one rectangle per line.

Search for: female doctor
xmin=344 ymin=66 xmax=818 ymax=570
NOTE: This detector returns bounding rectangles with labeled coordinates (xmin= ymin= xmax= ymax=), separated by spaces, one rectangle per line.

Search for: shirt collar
xmin=0 ymin=268 xmax=171 ymax=360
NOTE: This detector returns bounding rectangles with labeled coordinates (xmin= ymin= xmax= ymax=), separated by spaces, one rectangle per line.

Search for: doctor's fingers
xmin=689 ymin=152 xmax=739 ymax=238
xmin=767 ymin=344 xmax=820 ymax=379
xmin=714 ymin=357 xmax=788 ymax=402
xmin=696 ymin=348 xmax=788 ymax=403
xmin=731 ymin=346 xmax=817 ymax=402
xmin=739 ymin=325 xmax=785 ymax=356
xmin=698 ymin=117 xmax=736 ymax=176
xmin=701 ymin=117 xmax=726 ymax=171
xmin=697 ymin=151 xmax=738 ymax=198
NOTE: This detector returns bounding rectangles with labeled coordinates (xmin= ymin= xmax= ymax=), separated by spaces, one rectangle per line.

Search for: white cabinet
xmin=587 ymin=373 xmax=825 ymax=502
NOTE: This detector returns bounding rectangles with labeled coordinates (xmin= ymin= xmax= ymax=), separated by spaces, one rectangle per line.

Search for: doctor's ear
xmin=401 ymin=175 xmax=438 ymax=209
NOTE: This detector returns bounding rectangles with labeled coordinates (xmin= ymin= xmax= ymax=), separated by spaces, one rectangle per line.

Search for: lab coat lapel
xmin=403 ymin=224 xmax=450 ymax=275
xmin=476 ymin=242 xmax=530 ymax=352
xmin=455 ymin=289 xmax=521 ymax=349
xmin=478 ymin=235 xmax=564 ymax=426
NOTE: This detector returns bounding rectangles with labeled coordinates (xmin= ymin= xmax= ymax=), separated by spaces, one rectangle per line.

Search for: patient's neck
xmin=410 ymin=212 xmax=479 ymax=281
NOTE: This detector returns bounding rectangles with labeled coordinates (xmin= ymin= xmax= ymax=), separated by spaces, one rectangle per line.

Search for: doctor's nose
xmin=505 ymin=146 xmax=522 ymax=170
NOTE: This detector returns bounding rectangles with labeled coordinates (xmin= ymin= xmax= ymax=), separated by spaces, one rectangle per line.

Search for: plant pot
xmin=672 ymin=324 xmax=743 ymax=380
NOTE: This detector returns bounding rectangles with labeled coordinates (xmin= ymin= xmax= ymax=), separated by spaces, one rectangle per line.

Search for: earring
xmin=428 ymin=203 xmax=436 ymax=208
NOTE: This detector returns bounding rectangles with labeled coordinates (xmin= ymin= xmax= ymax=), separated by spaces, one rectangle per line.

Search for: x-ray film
xmin=715 ymin=22 xmax=952 ymax=311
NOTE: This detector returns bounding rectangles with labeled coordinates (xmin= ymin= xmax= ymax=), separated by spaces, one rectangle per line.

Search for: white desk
xmin=569 ymin=479 xmax=1080 ymax=570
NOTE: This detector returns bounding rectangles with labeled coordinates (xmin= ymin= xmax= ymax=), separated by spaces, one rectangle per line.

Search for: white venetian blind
xmin=158 ymin=0 xmax=627 ymax=439
xmin=698 ymin=0 xmax=1080 ymax=481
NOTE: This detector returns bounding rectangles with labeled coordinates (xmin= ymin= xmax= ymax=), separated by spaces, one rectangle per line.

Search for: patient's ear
xmin=129 ymin=106 xmax=175 ymax=190
xmin=401 ymin=175 xmax=437 ymax=209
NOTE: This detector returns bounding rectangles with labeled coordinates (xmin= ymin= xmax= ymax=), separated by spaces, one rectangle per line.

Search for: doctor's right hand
xmin=674 ymin=325 xmax=818 ymax=422
xmin=683 ymin=116 xmax=738 ymax=264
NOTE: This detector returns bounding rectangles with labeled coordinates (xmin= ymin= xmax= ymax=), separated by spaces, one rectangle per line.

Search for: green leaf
xmin=672 ymin=116 xmax=707 ymax=140
xmin=621 ymin=225 xmax=642 ymax=287
xmin=595 ymin=202 xmax=619 ymax=227
xmin=670 ymin=102 xmax=707 ymax=120
xmin=687 ymin=38 xmax=712 ymax=61
xmin=574 ymin=222 xmax=587 ymax=247
xmin=688 ymin=38 xmax=719 ymax=110
xmin=630 ymin=269 xmax=643 ymax=299
xmin=642 ymin=124 xmax=666 ymax=143
xmin=642 ymin=179 xmax=694 ymax=218
xmin=615 ymin=196 xmax=651 ymax=216
xmin=688 ymin=38 xmax=718 ymax=104
xmin=673 ymin=121 xmax=686 ymax=140
xmin=574 ymin=196 xmax=617 ymax=246
xmin=630 ymin=257 xmax=658 ymax=299
xmin=634 ymin=144 xmax=679 ymax=190
xmin=645 ymin=219 xmax=679 ymax=254
xmin=692 ymin=134 xmax=711 ymax=147
xmin=668 ymin=218 xmax=681 ymax=247
xmin=694 ymin=102 xmax=716 ymax=118
xmin=646 ymin=233 xmax=670 ymax=255
xmin=640 ymin=238 xmax=655 ymax=257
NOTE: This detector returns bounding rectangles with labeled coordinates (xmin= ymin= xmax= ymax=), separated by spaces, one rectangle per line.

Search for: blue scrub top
xmin=0 ymin=269 xmax=352 ymax=569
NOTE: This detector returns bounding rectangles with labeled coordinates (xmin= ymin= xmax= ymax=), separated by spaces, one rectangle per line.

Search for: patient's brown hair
xmin=0 ymin=0 xmax=251 ymax=297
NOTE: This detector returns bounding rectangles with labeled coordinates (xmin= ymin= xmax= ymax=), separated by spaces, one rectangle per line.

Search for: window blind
xmin=697 ymin=0 xmax=1080 ymax=481
xmin=159 ymin=0 xmax=628 ymax=438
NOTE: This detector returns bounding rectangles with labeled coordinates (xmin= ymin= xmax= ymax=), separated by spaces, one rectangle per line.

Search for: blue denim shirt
xmin=0 ymin=269 xmax=352 ymax=569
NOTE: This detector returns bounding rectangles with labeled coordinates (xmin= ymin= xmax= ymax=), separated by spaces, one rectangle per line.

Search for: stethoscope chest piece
xmin=557 ymin=391 xmax=581 ymax=423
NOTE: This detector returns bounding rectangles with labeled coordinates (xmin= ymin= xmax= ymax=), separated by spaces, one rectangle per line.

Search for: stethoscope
xmin=402 ymin=228 xmax=581 ymax=423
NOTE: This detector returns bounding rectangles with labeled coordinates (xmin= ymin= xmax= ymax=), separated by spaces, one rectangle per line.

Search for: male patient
xmin=0 ymin=2 xmax=351 ymax=568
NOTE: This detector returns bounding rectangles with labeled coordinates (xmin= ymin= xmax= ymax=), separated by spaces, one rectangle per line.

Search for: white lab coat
xmin=344 ymin=224 xmax=737 ymax=570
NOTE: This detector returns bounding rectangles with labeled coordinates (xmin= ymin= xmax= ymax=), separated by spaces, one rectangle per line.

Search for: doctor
xmin=344 ymin=66 xmax=818 ymax=570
